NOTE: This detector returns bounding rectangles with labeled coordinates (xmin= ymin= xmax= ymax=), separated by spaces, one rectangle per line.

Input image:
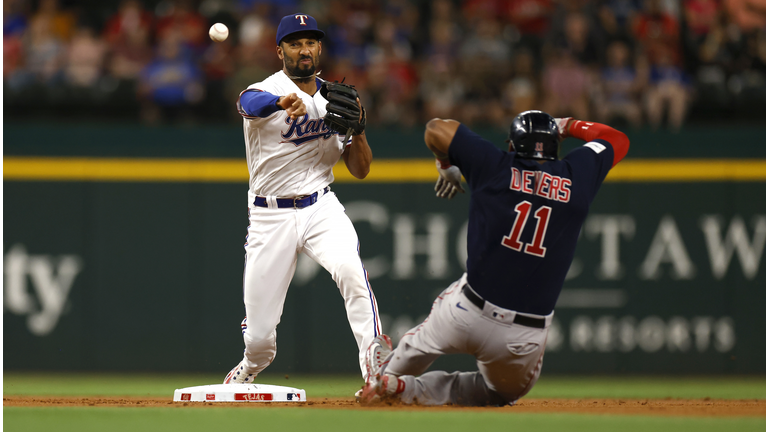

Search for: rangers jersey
xmin=237 ymin=70 xmax=349 ymax=201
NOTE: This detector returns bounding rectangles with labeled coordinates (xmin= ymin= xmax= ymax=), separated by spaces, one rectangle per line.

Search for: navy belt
xmin=461 ymin=284 xmax=546 ymax=329
xmin=254 ymin=187 xmax=330 ymax=209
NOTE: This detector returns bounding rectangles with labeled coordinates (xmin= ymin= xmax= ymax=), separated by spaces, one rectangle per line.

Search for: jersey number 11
xmin=501 ymin=200 xmax=552 ymax=258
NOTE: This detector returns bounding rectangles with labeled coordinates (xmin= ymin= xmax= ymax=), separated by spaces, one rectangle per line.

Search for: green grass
xmin=3 ymin=373 xmax=765 ymax=432
xmin=3 ymin=408 xmax=765 ymax=432
xmin=527 ymin=375 xmax=766 ymax=400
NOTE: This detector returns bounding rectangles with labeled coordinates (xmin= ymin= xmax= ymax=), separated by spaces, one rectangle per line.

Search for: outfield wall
xmin=3 ymin=125 xmax=765 ymax=374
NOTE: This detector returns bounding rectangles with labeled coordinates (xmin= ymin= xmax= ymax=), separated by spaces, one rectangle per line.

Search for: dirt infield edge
xmin=3 ymin=395 xmax=765 ymax=417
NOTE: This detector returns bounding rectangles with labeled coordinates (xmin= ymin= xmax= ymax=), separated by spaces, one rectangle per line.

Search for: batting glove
xmin=434 ymin=160 xmax=465 ymax=199
xmin=554 ymin=117 xmax=573 ymax=141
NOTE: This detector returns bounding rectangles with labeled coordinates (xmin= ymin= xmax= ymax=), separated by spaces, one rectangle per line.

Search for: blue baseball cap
xmin=276 ymin=14 xmax=325 ymax=45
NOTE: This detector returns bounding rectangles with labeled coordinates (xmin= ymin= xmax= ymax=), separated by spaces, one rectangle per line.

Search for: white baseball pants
xmin=238 ymin=191 xmax=381 ymax=379
xmin=384 ymin=273 xmax=551 ymax=406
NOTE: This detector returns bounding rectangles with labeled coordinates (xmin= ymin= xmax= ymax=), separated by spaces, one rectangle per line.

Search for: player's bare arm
xmin=424 ymin=118 xmax=461 ymax=159
xmin=341 ymin=97 xmax=372 ymax=179
xmin=424 ymin=118 xmax=464 ymax=199
xmin=342 ymin=133 xmax=372 ymax=179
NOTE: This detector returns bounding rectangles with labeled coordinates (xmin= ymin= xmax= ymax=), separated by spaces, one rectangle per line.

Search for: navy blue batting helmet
xmin=507 ymin=110 xmax=560 ymax=161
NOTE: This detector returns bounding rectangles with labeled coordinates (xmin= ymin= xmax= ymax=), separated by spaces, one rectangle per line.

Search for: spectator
xmin=541 ymin=48 xmax=591 ymax=120
xmin=645 ymin=46 xmax=691 ymax=130
xmin=423 ymin=19 xmax=459 ymax=69
xmin=202 ymin=38 xmax=235 ymax=83
xmin=22 ymin=15 xmax=66 ymax=86
xmin=2 ymin=0 xmax=765 ymax=126
xmin=4 ymin=0 xmax=29 ymax=37
xmin=65 ymin=26 xmax=107 ymax=88
xmin=155 ymin=0 xmax=208 ymax=53
xmin=226 ymin=43 xmax=275 ymax=120
xmin=4 ymin=33 xmax=24 ymax=81
xmin=684 ymin=0 xmax=720 ymax=39
xmin=385 ymin=0 xmax=420 ymax=53
xmin=32 ymin=0 xmax=76 ymax=42
xmin=138 ymin=32 xmax=205 ymax=123
xmin=457 ymin=16 xmax=511 ymax=127
xmin=502 ymin=49 xmax=540 ymax=116
xmin=552 ymin=11 xmax=602 ymax=66
xmin=505 ymin=0 xmax=553 ymax=37
xmin=633 ymin=0 xmax=682 ymax=65
xmin=366 ymin=17 xmax=413 ymax=64
xmin=430 ymin=0 xmax=456 ymax=22
xmin=4 ymin=0 xmax=28 ymax=82
xmin=108 ymin=26 xmax=153 ymax=81
xmin=459 ymin=16 xmax=511 ymax=63
xmin=238 ymin=3 xmax=272 ymax=48
xmin=504 ymin=0 xmax=553 ymax=54
xmin=103 ymin=0 xmax=154 ymax=47
xmin=419 ymin=59 xmax=465 ymax=121
xmin=365 ymin=52 xmax=419 ymax=127
xmin=723 ymin=0 xmax=766 ymax=32
xmin=596 ymin=40 xmax=643 ymax=127
xmin=323 ymin=56 xmax=368 ymax=91
xmin=461 ymin=0 xmax=502 ymax=23
xmin=458 ymin=15 xmax=512 ymax=116
xmin=597 ymin=0 xmax=642 ymax=38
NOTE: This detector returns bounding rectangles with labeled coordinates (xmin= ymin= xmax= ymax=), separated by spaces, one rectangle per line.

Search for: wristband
xmin=435 ymin=158 xmax=451 ymax=169
xmin=275 ymin=98 xmax=284 ymax=110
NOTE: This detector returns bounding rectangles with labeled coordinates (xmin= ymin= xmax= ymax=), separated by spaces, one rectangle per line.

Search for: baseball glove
xmin=320 ymin=81 xmax=366 ymax=136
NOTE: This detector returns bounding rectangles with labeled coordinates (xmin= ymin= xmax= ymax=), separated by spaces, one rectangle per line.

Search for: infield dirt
xmin=4 ymin=396 xmax=763 ymax=417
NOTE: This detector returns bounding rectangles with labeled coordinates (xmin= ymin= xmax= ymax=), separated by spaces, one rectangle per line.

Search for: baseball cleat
xmin=223 ymin=360 xmax=257 ymax=384
xmin=360 ymin=373 xmax=405 ymax=403
xmin=365 ymin=334 xmax=393 ymax=380
xmin=354 ymin=388 xmax=363 ymax=402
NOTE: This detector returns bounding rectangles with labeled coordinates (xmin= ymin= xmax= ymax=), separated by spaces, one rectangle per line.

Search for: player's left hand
xmin=321 ymin=81 xmax=366 ymax=136
xmin=435 ymin=165 xmax=465 ymax=199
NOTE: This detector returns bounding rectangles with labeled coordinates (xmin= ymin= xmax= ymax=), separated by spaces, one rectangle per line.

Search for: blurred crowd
xmin=4 ymin=0 xmax=766 ymax=129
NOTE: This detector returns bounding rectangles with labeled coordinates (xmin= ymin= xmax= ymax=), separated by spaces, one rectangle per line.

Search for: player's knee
xmin=243 ymin=326 xmax=276 ymax=348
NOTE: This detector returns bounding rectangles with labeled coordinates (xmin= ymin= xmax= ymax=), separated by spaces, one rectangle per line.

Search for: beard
xmin=285 ymin=55 xmax=317 ymax=81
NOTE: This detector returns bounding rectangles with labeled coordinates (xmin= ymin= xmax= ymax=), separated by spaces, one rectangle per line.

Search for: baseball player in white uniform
xmin=223 ymin=14 xmax=381 ymax=390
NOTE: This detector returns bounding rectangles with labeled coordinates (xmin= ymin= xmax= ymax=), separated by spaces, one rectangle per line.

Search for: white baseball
xmin=209 ymin=23 xmax=229 ymax=42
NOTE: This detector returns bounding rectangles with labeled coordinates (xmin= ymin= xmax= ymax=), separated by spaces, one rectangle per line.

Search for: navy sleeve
xmin=448 ymin=124 xmax=506 ymax=189
xmin=237 ymin=89 xmax=281 ymax=118
xmin=561 ymin=139 xmax=615 ymax=203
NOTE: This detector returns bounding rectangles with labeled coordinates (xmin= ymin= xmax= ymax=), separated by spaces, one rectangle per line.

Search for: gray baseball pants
xmin=384 ymin=273 xmax=552 ymax=406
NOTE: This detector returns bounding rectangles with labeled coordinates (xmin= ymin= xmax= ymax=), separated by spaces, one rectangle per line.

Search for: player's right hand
xmin=279 ymin=93 xmax=307 ymax=120
xmin=435 ymin=165 xmax=465 ymax=199
xmin=554 ymin=117 xmax=574 ymax=141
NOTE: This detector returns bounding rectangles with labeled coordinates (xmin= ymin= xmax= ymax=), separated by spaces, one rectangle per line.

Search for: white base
xmin=173 ymin=383 xmax=307 ymax=402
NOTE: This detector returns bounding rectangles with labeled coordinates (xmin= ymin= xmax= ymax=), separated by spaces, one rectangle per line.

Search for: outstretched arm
xmin=238 ymin=90 xmax=307 ymax=120
xmin=424 ymin=118 xmax=465 ymax=198
xmin=556 ymin=118 xmax=630 ymax=167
